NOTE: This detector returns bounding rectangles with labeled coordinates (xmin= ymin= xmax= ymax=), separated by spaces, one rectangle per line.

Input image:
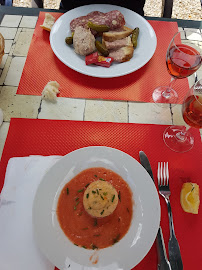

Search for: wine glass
xmin=163 ymin=78 xmax=202 ymax=153
xmin=152 ymin=30 xmax=202 ymax=106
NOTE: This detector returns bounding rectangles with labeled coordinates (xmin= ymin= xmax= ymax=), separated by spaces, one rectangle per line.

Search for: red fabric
xmin=17 ymin=12 xmax=189 ymax=103
xmin=0 ymin=118 xmax=201 ymax=269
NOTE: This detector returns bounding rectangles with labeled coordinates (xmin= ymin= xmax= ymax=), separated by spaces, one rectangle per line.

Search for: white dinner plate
xmin=32 ymin=146 xmax=160 ymax=270
xmin=50 ymin=4 xmax=157 ymax=78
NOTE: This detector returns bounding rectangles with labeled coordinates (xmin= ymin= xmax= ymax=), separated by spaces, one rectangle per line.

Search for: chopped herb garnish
xmin=66 ymin=188 xmax=69 ymax=194
xmin=85 ymin=183 xmax=90 ymax=188
xmin=91 ymin=244 xmax=98 ymax=250
xmin=74 ymin=206 xmax=77 ymax=210
xmin=92 ymin=190 xmax=96 ymax=194
xmin=77 ymin=189 xmax=84 ymax=193
xmin=96 ymin=189 xmax=99 ymax=195
xmin=78 ymin=211 xmax=83 ymax=216
xmin=88 ymin=207 xmax=92 ymax=210
xmin=99 ymin=178 xmax=105 ymax=181
xmin=112 ymin=194 xmax=115 ymax=202
xmin=94 ymin=175 xmax=97 ymax=177
xmin=86 ymin=193 xmax=89 ymax=199
xmin=94 ymin=219 xmax=97 ymax=226
xmin=100 ymin=194 xmax=104 ymax=200
xmin=127 ymin=207 xmax=129 ymax=213
xmin=82 ymin=246 xmax=87 ymax=249
xmin=93 ymin=234 xmax=100 ymax=237
xmin=75 ymin=197 xmax=79 ymax=201
xmin=82 ymin=227 xmax=89 ymax=230
xmin=118 ymin=191 xmax=121 ymax=201
xmin=113 ymin=234 xmax=120 ymax=244
xmin=103 ymin=192 xmax=108 ymax=196
xmin=100 ymin=209 xmax=104 ymax=215
xmin=74 ymin=243 xmax=78 ymax=246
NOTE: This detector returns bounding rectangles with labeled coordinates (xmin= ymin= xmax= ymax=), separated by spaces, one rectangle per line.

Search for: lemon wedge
xmin=180 ymin=183 xmax=200 ymax=214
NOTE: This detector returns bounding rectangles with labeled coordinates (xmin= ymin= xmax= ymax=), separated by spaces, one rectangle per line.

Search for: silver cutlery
xmin=157 ymin=162 xmax=183 ymax=270
xmin=139 ymin=151 xmax=171 ymax=270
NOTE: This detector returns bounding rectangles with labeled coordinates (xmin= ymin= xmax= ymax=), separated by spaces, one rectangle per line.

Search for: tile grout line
xmin=37 ymin=99 xmax=43 ymax=119
xmin=0 ymin=56 xmax=12 ymax=86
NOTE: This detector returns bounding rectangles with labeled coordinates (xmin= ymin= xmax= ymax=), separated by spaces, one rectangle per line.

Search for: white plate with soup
xmin=50 ymin=4 xmax=157 ymax=78
xmin=32 ymin=146 xmax=160 ymax=270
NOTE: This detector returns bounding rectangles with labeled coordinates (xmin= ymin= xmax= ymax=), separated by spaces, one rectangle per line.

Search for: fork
xmin=158 ymin=162 xmax=183 ymax=270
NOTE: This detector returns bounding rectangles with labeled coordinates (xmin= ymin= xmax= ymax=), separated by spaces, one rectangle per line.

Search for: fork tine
xmin=161 ymin=162 xmax=163 ymax=185
xmin=158 ymin=162 xmax=161 ymax=186
xmin=166 ymin=162 xmax=169 ymax=186
xmin=163 ymin=162 xmax=166 ymax=185
xmin=158 ymin=162 xmax=169 ymax=186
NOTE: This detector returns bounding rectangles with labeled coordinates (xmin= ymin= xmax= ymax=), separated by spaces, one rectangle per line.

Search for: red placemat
xmin=17 ymin=12 xmax=189 ymax=103
xmin=0 ymin=118 xmax=201 ymax=269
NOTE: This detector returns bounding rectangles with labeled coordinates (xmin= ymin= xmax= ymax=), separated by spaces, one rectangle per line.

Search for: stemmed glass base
xmin=163 ymin=126 xmax=194 ymax=153
xmin=152 ymin=86 xmax=178 ymax=107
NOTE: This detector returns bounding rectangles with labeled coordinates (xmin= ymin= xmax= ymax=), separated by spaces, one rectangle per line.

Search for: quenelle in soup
xmin=57 ymin=167 xmax=133 ymax=249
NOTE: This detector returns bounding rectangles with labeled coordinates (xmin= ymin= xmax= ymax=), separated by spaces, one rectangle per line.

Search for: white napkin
xmin=0 ymin=155 xmax=62 ymax=270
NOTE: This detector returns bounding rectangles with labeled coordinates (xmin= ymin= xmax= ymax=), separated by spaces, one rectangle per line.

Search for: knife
xmin=139 ymin=151 xmax=171 ymax=270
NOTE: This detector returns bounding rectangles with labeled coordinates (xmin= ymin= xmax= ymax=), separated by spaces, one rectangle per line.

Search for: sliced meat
xmin=70 ymin=10 xmax=125 ymax=33
xmin=90 ymin=10 xmax=125 ymax=30
xmin=85 ymin=11 xmax=104 ymax=19
xmin=103 ymin=36 xmax=133 ymax=50
xmin=70 ymin=11 xmax=104 ymax=31
xmin=109 ymin=46 xmax=134 ymax=63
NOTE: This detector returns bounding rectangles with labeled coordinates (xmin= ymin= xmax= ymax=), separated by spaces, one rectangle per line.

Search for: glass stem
xmin=168 ymin=77 xmax=177 ymax=88
xmin=162 ymin=77 xmax=177 ymax=98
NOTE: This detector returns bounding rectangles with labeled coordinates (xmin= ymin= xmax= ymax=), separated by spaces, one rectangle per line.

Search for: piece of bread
xmin=102 ymin=36 xmax=133 ymax=50
xmin=40 ymin=13 xmax=55 ymax=32
xmin=108 ymin=46 xmax=134 ymax=63
xmin=42 ymin=81 xmax=60 ymax=102
xmin=102 ymin=26 xmax=133 ymax=42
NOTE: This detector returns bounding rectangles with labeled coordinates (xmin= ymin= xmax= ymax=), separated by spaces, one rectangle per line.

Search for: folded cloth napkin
xmin=0 ymin=155 xmax=62 ymax=270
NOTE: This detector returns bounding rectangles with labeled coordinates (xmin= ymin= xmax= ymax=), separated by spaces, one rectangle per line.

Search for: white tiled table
xmin=0 ymin=10 xmax=201 ymax=159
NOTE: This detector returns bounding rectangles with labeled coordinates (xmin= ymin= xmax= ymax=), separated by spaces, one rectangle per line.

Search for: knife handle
xmin=168 ymin=236 xmax=183 ymax=270
xmin=167 ymin=199 xmax=183 ymax=270
xmin=156 ymin=227 xmax=171 ymax=270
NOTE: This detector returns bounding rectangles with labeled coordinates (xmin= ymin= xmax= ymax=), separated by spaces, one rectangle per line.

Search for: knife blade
xmin=139 ymin=151 xmax=171 ymax=270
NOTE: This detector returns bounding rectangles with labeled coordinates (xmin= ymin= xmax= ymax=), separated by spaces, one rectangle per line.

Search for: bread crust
xmin=120 ymin=46 xmax=134 ymax=62
xmin=40 ymin=13 xmax=55 ymax=31
xmin=102 ymin=26 xmax=133 ymax=42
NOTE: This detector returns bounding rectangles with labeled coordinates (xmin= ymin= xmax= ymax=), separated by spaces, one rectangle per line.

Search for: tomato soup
xmin=57 ymin=167 xmax=133 ymax=249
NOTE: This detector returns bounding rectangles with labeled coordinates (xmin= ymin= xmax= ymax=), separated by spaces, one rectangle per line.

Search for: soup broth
xmin=57 ymin=167 xmax=133 ymax=249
